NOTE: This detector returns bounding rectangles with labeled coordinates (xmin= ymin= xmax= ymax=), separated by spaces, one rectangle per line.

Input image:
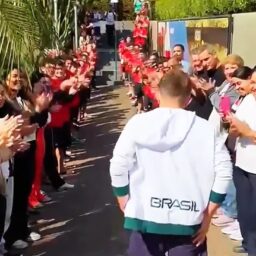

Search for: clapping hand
xmin=227 ymin=113 xmax=254 ymax=140
xmin=0 ymin=115 xmax=24 ymax=147
xmin=35 ymin=92 xmax=53 ymax=112
xmin=198 ymin=78 xmax=216 ymax=93
xmin=9 ymin=138 xmax=30 ymax=153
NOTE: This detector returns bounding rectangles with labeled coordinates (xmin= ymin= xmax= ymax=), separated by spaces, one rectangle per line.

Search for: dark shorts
xmin=143 ymin=96 xmax=153 ymax=110
xmin=134 ymin=83 xmax=143 ymax=98
xmin=125 ymin=73 xmax=131 ymax=82
xmin=128 ymin=232 xmax=207 ymax=256
xmin=94 ymin=26 xmax=101 ymax=37
xmin=52 ymin=123 xmax=71 ymax=149
xmin=79 ymin=88 xmax=91 ymax=105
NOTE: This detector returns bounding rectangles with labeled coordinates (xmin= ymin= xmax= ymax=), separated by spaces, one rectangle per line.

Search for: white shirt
xmin=235 ymin=94 xmax=256 ymax=173
xmin=16 ymin=97 xmax=36 ymax=142
xmin=0 ymin=161 xmax=10 ymax=179
xmin=105 ymin=12 xmax=115 ymax=25
xmin=110 ymin=109 xmax=232 ymax=231
xmin=93 ymin=12 xmax=101 ymax=27
xmin=219 ymin=82 xmax=231 ymax=96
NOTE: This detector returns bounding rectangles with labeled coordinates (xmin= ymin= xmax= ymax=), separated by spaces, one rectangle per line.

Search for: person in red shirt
xmin=131 ymin=52 xmax=146 ymax=112
xmin=119 ymin=38 xmax=127 ymax=81
xmin=122 ymin=45 xmax=134 ymax=94
xmin=118 ymin=38 xmax=126 ymax=57
xmin=49 ymin=61 xmax=76 ymax=174
xmin=50 ymin=60 xmax=66 ymax=91
xmin=133 ymin=22 xmax=148 ymax=47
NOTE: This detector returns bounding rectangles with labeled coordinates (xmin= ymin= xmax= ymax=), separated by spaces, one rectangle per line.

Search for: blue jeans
xmin=221 ymin=180 xmax=237 ymax=218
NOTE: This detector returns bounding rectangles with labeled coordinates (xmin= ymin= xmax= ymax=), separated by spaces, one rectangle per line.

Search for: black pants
xmin=44 ymin=127 xmax=65 ymax=189
xmin=0 ymin=194 xmax=6 ymax=242
xmin=128 ymin=232 xmax=207 ymax=256
xmin=106 ymin=24 xmax=115 ymax=47
xmin=134 ymin=84 xmax=143 ymax=99
xmin=91 ymin=70 xmax=97 ymax=89
xmin=233 ymin=166 xmax=256 ymax=255
xmin=4 ymin=141 xmax=36 ymax=247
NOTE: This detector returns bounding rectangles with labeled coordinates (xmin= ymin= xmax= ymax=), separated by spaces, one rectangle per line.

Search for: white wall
xmin=232 ymin=12 xmax=256 ymax=67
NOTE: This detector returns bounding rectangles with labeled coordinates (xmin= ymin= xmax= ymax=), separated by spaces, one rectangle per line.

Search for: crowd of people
xmin=79 ymin=7 xmax=118 ymax=48
xmin=0 ymin=28 xmax=98 ymax=255
xmin=114 ymin=6 xmax=256 ymax=256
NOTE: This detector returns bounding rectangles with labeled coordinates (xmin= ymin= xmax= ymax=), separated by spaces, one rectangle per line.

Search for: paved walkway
xmin=25 ymin=85 xmax=245 ymax=256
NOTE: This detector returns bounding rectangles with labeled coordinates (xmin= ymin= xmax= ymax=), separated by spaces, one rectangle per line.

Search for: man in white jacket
xmin=110 ymin=70 xmax=232 ymax=256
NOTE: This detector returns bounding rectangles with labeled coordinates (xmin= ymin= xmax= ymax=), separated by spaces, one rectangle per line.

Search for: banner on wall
xmin=164 ymin=22 xmax=171 ymax=58
xmin=169 ymin=21 xmax=190 ymax=61
xmin=150 ymin=21 xmax=158 ymax=51
xmin=167 ymin=17 xmax=230 ymax=61
xmin=157 ymin=22 xmax=166 ymax=56
xmin=185 ymin=17 xmax=230 ymax=60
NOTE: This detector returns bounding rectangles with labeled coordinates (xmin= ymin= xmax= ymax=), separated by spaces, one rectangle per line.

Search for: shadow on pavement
xmin=24 ymin=85 xmax=131 ymax=256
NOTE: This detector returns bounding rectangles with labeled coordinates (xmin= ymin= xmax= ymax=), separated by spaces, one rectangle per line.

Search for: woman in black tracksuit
xmin=4 ymin=69 xmax=49 ymax=249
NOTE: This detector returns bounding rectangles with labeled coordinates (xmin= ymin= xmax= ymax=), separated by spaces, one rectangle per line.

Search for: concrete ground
xmin=24 ymin=85 xmax=246 ymax=256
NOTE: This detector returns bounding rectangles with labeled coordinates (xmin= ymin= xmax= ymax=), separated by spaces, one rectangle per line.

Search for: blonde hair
xmin=197 ymin=44 xmax=216 ymax=55
xmin=190 ymin=47 xmax=201 ymax=55
xmin=222 ymin=54 xmax=244 ymax=67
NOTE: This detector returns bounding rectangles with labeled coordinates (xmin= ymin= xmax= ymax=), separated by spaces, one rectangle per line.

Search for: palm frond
xmin=0 ymin=0 xmax=47 ymax=75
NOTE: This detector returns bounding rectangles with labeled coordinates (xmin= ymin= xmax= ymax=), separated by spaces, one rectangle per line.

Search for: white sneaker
xmin=221 ymin=220 xmax=240 ymax=235
xmin=41 ymin=194 xmax=52 ymax=203
xmin=12 ymin=240 xmax=29 ymax=249
xmin=27 ymin=232 xmax=41 ymax=242
xmin=58 ymin=183 xmax=74 ymax=191
xmin=229 ymin=229 xmax=243 ymax=241
xmin=65 ymin=150 xmax=72 ymax=156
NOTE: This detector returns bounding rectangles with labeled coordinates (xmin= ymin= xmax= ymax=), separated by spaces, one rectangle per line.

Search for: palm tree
xmin=0 ymin=1 xmax=51 ymax=75
xmin=0 ymin=0 xmax=89 ymax=77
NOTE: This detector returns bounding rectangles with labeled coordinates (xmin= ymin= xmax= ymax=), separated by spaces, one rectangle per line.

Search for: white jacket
xmin=110 ymin=108 xmax=232 ymax=235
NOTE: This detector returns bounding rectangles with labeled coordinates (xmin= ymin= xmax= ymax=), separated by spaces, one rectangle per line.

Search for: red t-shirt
xmin=140 ymin=28 xmax=148 ymax=38
xmin=143 ymin=85 xmax=154 ymax=99
xmin=49 ymin=94 xmax=80 ymax=128
xmin=141 ymin=19 xmax=150 ymax=28
xmin=118 ymin=41 xmax=126 ymax=54
xmin=133 ymin=28 xmax=140 ymax=38
xmin=51 ymin=78 xmax=63 ymax=93
xmin=130 ymin=57 xmax=143 ymax=83
xmin=80 ymin=63 xmax=90 ymax=74
xmin=65 ymin=70 xmax=74 ymax=79
xmin=49 ymin=104 xmax=70 ymax=128
xmin=132 ymin=72 xmax=142 ymax=84
xmin=123 ymin=50 xmax=133 ymax=73
xmin=134 ymin=28 xmax=148 ymax=46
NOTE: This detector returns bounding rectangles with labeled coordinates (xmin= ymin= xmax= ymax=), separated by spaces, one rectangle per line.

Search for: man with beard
xmin=198 ymin=44 xmax=226 ymax=87
xmin=190 ymin=47 xmax=206 ymax=78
